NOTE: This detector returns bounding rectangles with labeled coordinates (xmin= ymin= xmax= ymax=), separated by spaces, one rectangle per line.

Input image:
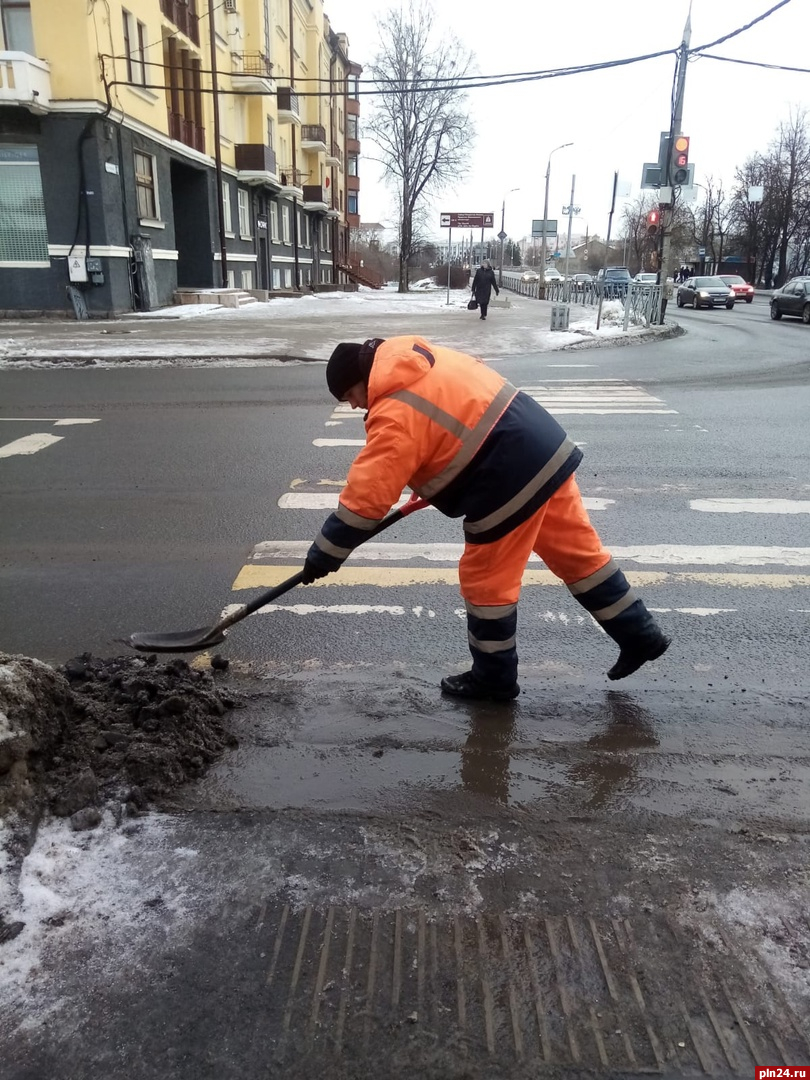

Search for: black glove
xmin=302 ymin=558 xmax=331 ymax=585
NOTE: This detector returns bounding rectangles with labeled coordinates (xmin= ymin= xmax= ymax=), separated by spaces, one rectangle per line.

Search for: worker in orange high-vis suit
xmin=303 ymin=336 xmax=671 ymax=701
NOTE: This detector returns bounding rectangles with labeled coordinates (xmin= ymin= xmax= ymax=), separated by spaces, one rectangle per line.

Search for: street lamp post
xmin=540 ymin=143 xmax=573 ymax=284
xmin=498 ymin=187 xmax=520 ymax=287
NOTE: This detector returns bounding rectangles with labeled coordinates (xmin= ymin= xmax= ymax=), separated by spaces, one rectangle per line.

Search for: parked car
xmin=769 ymin=276 xmax=810 ymax=323
xmin=595 ymin=266 xmax=632 ymax=298
xmin=520 ymin=270 xmax=540 ymax=283
xmin=633 ymin=273 xmax=657 ymax=285
xmin=544 ymin=266 xmax=563 ymax=283
xmin=676 ymin=276 xmax=735 ymax=309
xmin=719 ymin=274 xmax=754 ymax=303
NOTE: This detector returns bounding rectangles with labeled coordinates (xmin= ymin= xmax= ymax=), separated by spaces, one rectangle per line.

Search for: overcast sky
xmin=323 ymin=0 xmax=807 ymax=243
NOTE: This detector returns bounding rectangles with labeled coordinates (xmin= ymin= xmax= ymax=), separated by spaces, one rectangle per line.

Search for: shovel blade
xmin=127 ymin=626 xmax=227 ymax=653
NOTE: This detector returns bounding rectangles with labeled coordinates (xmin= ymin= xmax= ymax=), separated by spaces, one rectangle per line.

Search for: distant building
xmin=0 ymin=0 xmax=363 ymax=314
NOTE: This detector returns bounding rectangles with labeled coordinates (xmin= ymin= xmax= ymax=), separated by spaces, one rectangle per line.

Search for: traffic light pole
xmin=658 ymin=9 xmax=691 ymax=320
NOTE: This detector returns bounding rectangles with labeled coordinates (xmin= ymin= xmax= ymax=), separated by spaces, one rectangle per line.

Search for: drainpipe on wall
xmin=208 ymin=0 xmax=228 ymax=287
xmin=289 ymin=0 xmax=300 ymax=290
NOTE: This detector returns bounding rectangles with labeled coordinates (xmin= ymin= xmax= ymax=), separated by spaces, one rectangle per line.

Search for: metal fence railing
xmin=499 ymin=272 xmax=665 ymax=327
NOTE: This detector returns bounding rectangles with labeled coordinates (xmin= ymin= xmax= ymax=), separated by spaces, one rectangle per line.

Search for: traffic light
xmin=672 ymin=135 xmax=690 ymax=184
xmin=646 ymin=209 xmax=660 ymax=237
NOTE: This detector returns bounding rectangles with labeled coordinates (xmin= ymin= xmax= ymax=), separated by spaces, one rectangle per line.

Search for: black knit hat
xmin=326 ymin=338 xmax=385 ymax=400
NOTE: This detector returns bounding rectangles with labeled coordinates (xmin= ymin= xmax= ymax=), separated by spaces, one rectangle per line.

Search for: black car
xmin=596 ymin=266 xmax=632 ymax=299
xmin=770 ymin=277 xmax=810 ymax=323
xmin=676 ymin=275 xmax=735 ymax=310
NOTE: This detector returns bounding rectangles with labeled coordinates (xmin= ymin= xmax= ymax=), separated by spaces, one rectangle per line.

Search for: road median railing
xmin=500 ymin=272 xmax=665 ymax=327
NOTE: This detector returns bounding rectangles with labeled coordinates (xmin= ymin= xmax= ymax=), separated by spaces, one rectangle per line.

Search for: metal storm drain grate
xmin=252 ymin=906 xmax=810 ymax=1073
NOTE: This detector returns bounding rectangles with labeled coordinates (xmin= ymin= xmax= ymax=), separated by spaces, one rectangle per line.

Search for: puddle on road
xmin=189 ymin=678 xmax=810 ymax=825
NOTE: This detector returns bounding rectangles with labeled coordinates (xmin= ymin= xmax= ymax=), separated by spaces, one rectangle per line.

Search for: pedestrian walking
xmin=302 ymin=336 xmax=671 ymax=701
xmin=471 ymin=260 xmax=499 ymax=320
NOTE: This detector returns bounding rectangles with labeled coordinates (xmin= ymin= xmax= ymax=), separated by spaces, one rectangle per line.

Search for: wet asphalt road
xmin=3 ymin=298 xmax=810 ymax=1080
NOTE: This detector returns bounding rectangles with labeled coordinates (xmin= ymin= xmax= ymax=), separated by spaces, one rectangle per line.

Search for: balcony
xmin=167 ymin=110 xmax=205 ymax=153
xmin=235 ymin=143 xmax=279 ymax=188
xmin=0 ymin=52 xmax=51 ymax=114
xmin=231 ymin=52 xmax=275 ymax=95
xmin=302 ymin=184 xmax=329 ymax=211
xmin=300 ymin=124 xmax=327 ymax=154
xmin=159 ymin=0 xmax=200 ymax=46
xmin=277 ymin=87 xmax=300 ymax=126
xmin=279 ymin=168 xmax=304 ymax=198
xmin=326 ymin=142 xmax=343 ymax=168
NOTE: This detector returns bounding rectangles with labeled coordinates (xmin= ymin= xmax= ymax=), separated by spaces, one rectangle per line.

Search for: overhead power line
xmin=691 ymin=0 xmax=793 ymax=53
xmin=695 ymin=51 xmax=810 ymax=75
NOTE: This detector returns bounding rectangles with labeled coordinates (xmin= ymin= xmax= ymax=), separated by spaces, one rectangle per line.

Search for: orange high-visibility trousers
xmin=459 ymin=474 xmax=610 ymax=605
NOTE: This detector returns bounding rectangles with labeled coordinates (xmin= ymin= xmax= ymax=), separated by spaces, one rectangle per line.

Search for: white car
xmin=544 ymin=267 xmax=563 ymax=283
xmin=633 ymin=273 xmax=657 ymax=284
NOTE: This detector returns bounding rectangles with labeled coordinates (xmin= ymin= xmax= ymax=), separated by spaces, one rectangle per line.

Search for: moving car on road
xmin=520 ymin=270 xmax=540 ymax=283
xmin=719 ymin=274 xmax=755 ymax=303
xmin=676 ymin=276 xmax=735 ymax=310
xmin=633 ymin=273 xmax=658 ymax=285
xmin=769 ymin=277 xmax=810 ymax=323
xmin=543 ymin=266 xmax=563 ymax=283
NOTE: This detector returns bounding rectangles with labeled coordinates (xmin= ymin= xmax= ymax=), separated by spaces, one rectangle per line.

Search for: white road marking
xmin=649 ymin=607 xmax=737 ymax=616
xmin=546 ymin=364 xmax=596 ymax=368
xmin=251 ymin=541 xmax=810 ymax=567
xmin=0 ymin=433 xmax=64 ymax=458
xmin=277 ymin=492 xmax=614 ymax=511
xmin=0 ymin=417 xmax=99 ymax=425
xmin=313 ymin=438 xmax=365 ymax=447
xmin=219 ymin=603 xmax=437 ymax=617
xmin=691 ymin=498 xmax=810 ymax=515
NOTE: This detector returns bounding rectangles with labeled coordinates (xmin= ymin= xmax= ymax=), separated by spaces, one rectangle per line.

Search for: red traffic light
xmin=647 ymin=210 xmax=659 ymax=225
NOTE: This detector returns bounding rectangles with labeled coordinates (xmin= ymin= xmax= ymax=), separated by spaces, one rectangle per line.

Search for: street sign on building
xmin=439 ymin=212 xmax=494 ymax=228
xmin=531 ymin=219 xmax=557 ymax=238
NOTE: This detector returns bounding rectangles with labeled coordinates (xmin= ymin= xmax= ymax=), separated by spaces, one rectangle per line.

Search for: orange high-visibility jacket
xmin=309 ymin=336 xmax=581 ymax=568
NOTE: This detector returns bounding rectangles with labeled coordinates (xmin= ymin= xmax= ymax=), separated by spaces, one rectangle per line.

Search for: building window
xmin=348 ymin=154 xmax=358 ymax=177
xmin=340 ymin=190 xmax=343 ymax=212
xmin=238 ymin=188 xmax=251 ymax=237
xmin=1 ymin=0 xmax=34 ymax=53
xmin=134 ymin=151 xmax=158 ymax=220
xmin=320 ymin=220 xmax=331 ymax=252
xmin=122 ymin=9 xmax=147 ymax=86
xmin=227 ymin=268 xmax=237 ymax=288
xmin=266 ymin=115 xmax=274 ymax=149
xmin=241 ymin=268 xmax=254 ymax=290
xmin=348 ymin=74 xmax=359 ymax=99
xmin=269 ymin=202 xmax=279 ymax=241
xmin=272 ymin=267 xmax=281 ymax=289
xmin=338 ymin=108 xmax=344 ymax=134
xmin=0 ymin=145 xmax=48 ymax=264
xmin=281 ymin=203 xmax=291 ymax=243
xmin=222 ymin=179 xmax=233 ymax=234
xmin=347 ymin=114 xmax=357 ymax=140
xmin=283 ymin=267 xmax=292 ymax=288
xmin=348 ymin=193 xmax=358 ymax=215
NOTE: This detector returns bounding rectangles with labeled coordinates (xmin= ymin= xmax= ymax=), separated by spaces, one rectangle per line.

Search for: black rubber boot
xmin=607 ymin=626 xmax=671 ymax=680
xmin=441 ymin=671 xmax=520 ymax=701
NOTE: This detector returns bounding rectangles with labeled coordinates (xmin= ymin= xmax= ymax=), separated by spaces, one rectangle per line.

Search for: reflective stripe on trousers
xmin=465 ymin=600 xmax=518 ymax=689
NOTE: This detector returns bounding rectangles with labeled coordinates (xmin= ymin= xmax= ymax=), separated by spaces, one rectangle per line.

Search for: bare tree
xmin=367 ymin=1 xmax=474 ymax=292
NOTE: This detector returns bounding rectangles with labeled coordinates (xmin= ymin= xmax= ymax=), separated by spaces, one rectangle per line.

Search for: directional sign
xmin=440 ymin=212 xmax=494 ymax=229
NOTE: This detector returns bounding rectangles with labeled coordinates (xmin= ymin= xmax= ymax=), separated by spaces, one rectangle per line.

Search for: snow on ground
xmin=0 ymin=292 xmax=661 ymax=368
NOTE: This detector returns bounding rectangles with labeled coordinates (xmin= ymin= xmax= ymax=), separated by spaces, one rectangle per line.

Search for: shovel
xmin=125 ymin=494 xmax=429 ymax=653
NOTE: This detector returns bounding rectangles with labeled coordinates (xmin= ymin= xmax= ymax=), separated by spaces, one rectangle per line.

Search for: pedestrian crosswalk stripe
xmin=0 ymin=433 xmax=64 ymax=458
xmin=277 ymin=492 xmax=614 ymax=511
xmin=232 ymin=565 xmax=810 ymax=591
xmin=691 ymin=498 xmax=810 ymax=514
xmin=0 ymin=417 xmax=99 ymax=426
xmin=313 ymin=438 xmax=366 ymax=447
xmin=250 ymin=541 xmax=810 ymax=567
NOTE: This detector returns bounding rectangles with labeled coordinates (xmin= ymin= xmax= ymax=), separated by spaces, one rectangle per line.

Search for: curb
xmin=561 ymin=320 xmax=685 ymax=351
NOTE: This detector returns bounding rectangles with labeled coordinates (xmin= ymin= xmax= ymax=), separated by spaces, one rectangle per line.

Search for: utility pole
xmin=208 ymin=0 xmax=227 ymax=287
xmin=658 ymin=5 xmax=692 ymax=315
xmin=541 ymin=143 xmax=572 ymax=287
xmin=562 ymin=174 xmax=579 ymax=290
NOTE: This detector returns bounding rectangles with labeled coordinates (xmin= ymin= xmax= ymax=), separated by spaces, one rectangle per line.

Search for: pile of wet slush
xmin=0 ymin=651 xmax=237 ymax=828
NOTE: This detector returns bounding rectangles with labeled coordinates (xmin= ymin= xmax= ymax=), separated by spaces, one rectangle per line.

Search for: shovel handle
xmin=217 ymin=495 xmax=430 ymax=631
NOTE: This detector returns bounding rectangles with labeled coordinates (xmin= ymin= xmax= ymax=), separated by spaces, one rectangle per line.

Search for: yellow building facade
xmin=0 ymin=0 xmax=363 ymax=313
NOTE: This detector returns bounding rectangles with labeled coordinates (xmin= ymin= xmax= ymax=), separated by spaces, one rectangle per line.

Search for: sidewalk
xmin=0 ymin=286 xmax=681 ymax=367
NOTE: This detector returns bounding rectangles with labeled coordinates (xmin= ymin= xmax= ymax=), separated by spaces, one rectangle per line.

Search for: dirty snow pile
xmin=0 ymin=651 xmax=238 ymax=825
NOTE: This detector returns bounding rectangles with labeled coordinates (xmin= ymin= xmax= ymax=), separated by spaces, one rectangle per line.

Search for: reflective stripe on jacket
xmin=310 ymin=336 xmax=582 ymax=568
